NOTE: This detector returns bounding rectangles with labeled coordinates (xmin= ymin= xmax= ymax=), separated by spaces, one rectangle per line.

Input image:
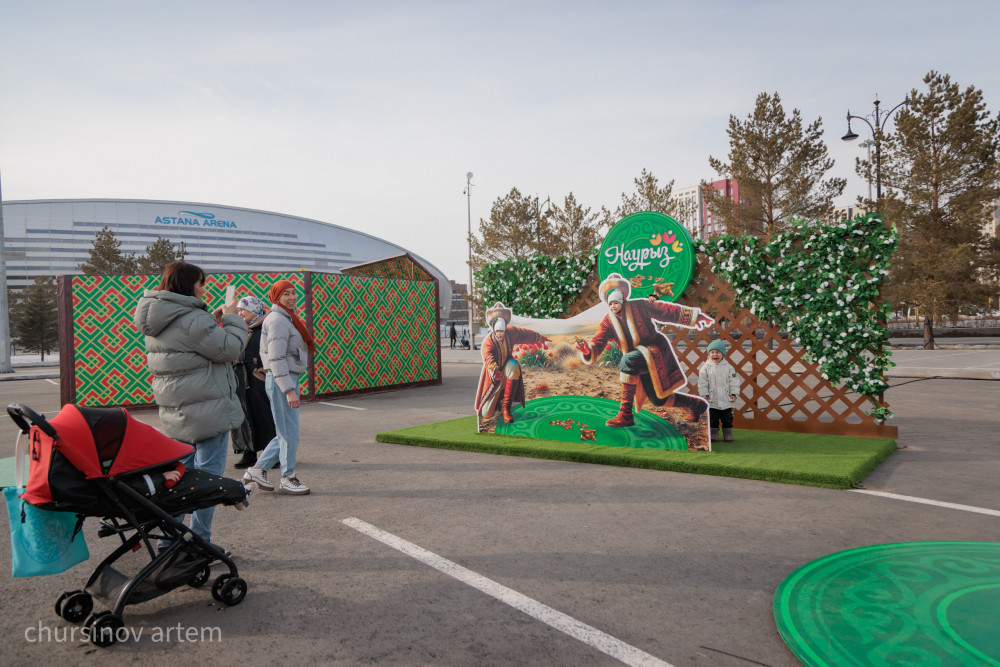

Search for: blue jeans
xmin=180 ymin=431 xmax=229 ymax=542
xmin=257 ymin=373 xmax=301 ymax=478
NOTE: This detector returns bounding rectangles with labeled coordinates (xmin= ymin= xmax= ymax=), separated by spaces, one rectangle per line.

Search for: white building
xmin=669 ymin=184 xmax=704 ymax=240
xmin=0 ymin=198 xmax=451 ymax=315
xmin=827 ymin=205 xmax=868 ymax=223
xmin=986 ymin=198 xmax=999 ymax=239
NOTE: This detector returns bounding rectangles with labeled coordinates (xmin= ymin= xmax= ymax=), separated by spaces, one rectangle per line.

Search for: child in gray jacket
xmin=697 ymin=340 xmax=741 ymax=442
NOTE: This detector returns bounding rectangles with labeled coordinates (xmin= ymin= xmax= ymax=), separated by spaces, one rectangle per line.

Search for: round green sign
xmin=598 ymin=211 xmax=696 ymax=302
xmin=774 ymin=541 xmax=1000 ymax=666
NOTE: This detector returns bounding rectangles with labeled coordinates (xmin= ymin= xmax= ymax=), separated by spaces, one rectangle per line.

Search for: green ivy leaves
xmin=701 ymin=213 xmax=898 ymax=398
xmin=475 ymin=250 xmax=599 ymax=320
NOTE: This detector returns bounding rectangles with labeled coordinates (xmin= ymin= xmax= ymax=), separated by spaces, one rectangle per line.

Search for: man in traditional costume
xmin=475 ymin=303 xmax=548 ymax=424
xmin=574 ymin=274 xmax=713 ymax=427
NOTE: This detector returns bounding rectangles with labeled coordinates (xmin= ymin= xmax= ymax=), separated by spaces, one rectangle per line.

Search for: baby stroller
xmin=7 ymin=403 xmax=249 ymax=647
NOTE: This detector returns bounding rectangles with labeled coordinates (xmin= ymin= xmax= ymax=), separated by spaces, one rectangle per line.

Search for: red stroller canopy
xmin=46 ymin=405 xmax=193 ymax=479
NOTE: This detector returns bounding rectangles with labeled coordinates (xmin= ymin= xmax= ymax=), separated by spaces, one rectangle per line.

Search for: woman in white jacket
xmin=242 ymin=279 xmax=314 ymax=495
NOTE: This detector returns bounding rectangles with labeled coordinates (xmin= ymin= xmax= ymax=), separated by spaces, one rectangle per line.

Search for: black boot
xmin=234 ymin=451 xmax=258 ymax=469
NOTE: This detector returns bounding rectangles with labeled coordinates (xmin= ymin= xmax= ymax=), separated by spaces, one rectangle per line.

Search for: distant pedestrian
xmin=698 ymin=340 xmax=741 ymax=442
xmin=449 ymin=322 xmax=457 ymax=349
xmin=243 ymin=279 xmax=315 ymax=495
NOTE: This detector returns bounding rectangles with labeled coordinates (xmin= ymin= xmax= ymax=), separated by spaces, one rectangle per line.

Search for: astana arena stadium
xmin=0 ymin=199 xmax=451 ymax=315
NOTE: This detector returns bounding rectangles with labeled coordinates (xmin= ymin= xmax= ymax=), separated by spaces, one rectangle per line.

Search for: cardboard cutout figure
xmin=475 ymin=303 xmax=549 ymax=424
xmin=573 ymin=273 xmax=713 ymax=428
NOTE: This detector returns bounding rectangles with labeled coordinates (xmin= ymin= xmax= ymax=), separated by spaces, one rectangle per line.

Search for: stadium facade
xmin=0 ymin=199 xmax=451 ymax=315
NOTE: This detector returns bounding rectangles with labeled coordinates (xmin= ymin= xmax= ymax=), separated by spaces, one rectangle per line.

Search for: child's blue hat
xmin=707 ymin=340 xmax=727 ymax=356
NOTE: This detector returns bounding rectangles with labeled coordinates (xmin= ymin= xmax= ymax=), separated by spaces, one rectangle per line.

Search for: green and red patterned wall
xmin=58 ymin=271 xmax=440 ymax=407
xmin=309 ymin=273 xmax=439 ymax=395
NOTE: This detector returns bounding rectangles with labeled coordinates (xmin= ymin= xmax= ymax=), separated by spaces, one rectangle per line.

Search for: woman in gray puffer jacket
xmin=242 ymin=279 xmax=314 ymax=496
xmin=133 ymin=261 xmax=248 ymax=541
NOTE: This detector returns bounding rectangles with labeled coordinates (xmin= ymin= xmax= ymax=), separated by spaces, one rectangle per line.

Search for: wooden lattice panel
xmin=563 ymin=266 xmax=601 ymax=317
xmin=566 ymin=256 xmax=896 ymax=438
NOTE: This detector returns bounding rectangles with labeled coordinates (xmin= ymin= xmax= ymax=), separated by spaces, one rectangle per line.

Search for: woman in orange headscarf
xmin=241 ymin=279 xmax=315 ymax=496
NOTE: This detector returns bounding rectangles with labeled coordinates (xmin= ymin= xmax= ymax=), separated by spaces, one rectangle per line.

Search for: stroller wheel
xmin=188 ymin=563 xmax=212 ymax=588
xmin=212 ymin=574 xmax=248 ymax=606
xmin=57 ymin=591 xmax=93 ymax=623
xmin=86 ymin=611 xmax=124 ymax=647
xmin=55 ymin=590 xmax=75 ymax=618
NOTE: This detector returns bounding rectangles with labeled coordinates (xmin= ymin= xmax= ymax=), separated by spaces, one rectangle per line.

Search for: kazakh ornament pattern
xmin=309 ymin=273 xmax=438 ymax=395
xmin=340 ymin=254 xmax=435 ymax=282
xmin=70 ymin=272 xmax=301 ymax=406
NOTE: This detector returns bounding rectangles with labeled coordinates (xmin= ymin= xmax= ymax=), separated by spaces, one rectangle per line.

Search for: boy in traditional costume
xmin=475 ymin=303 xmax=548 ymax=424
xmin=574 ymin=274 xmax=713 ymax=427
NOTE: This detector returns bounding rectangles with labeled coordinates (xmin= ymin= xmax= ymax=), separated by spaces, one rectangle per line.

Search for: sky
xmin=2 ymin=0 xmax=998 ymax=284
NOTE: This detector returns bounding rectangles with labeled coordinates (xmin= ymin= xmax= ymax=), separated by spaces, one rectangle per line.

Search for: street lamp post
xmin=464 ymin=172 xmax=476 ymax=349
xmin=858 ymin=139 xmax=875 ymax=203
xmin=534 ymin=195 xmax=552 ymax=248
xmin=0 ymin=172 xmax=12 ymax=373
xmin=842 ymin=94 xmax=909 ymax=202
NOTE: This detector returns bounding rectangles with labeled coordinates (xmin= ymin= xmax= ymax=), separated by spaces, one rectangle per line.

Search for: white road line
xmin=44 ymin=379 xmax=59 ymax=386
xmin=319 ymin=401 xmax=366 ymax=411
xmin=926 ymin=350 xmax=998 ymax=360
xmin=342 ymin=517 xmax=672 ymax=667
xmin=852 ymin=489 xmax=1000 ymax=517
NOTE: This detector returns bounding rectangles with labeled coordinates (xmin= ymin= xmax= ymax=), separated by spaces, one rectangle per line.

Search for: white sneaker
xmin=242 ymin=466 xmax=274 ymax=491
xmin=279 ymin=476 xmax=310 ymax=495
xmin=234 ymin=481 xmax=258 ymax=510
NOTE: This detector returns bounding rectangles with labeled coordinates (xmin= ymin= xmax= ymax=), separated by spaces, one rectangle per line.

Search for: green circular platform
xmin=496 ymin=395 xmax=687 ymax=450
xmin=774 ymin=541 xmax=1000 ymax=666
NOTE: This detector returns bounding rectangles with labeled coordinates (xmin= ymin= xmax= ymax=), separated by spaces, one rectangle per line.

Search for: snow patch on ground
xmin=8 ymin=353 xmax=59 ymax=366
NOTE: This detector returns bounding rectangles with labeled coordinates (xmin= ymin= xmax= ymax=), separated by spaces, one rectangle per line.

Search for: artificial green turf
xmin=376 ymin=416 xmax=897 ymax=489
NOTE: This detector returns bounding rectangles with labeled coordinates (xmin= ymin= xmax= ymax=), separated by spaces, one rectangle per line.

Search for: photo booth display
xmin=474 ymin=212 xmax=718 ymax=452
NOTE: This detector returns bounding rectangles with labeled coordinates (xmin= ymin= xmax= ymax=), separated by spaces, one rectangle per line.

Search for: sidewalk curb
xmin=887 ymin=369 xmax=1000 ymax=381
xmin=441 ymin=355 xmax=1000 ymax=379
xmin=0 ymin=373 xmax=60 ymax=382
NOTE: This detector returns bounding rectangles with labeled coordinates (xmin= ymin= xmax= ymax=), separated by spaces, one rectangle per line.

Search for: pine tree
xmin=79 ymin=225 xmax=139 ymax=275
xmin=470 ymin=187 xmax=557 ymax=267
xmin=138 ymin=236 xmax=182 ymax=273
xmin=875 ymin=71 xmax=1000 ymax=348
xmin=9 ymin=277 xmax=57 ymax=361
xmin=550 ymin=193 xmax=605 ymax=254
xmin=604 ymin=169 xmax=679 ymax=226
xmin=706 ymin=92 xmax=845 ymax=236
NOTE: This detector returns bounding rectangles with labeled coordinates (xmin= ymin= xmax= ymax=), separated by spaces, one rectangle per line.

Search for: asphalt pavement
xmin=0 ymin=358 xmax=997 ymax=665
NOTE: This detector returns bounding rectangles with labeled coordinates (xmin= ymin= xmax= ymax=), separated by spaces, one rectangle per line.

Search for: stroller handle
xmin=7 ymin=403 xmax=58 ymax=439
